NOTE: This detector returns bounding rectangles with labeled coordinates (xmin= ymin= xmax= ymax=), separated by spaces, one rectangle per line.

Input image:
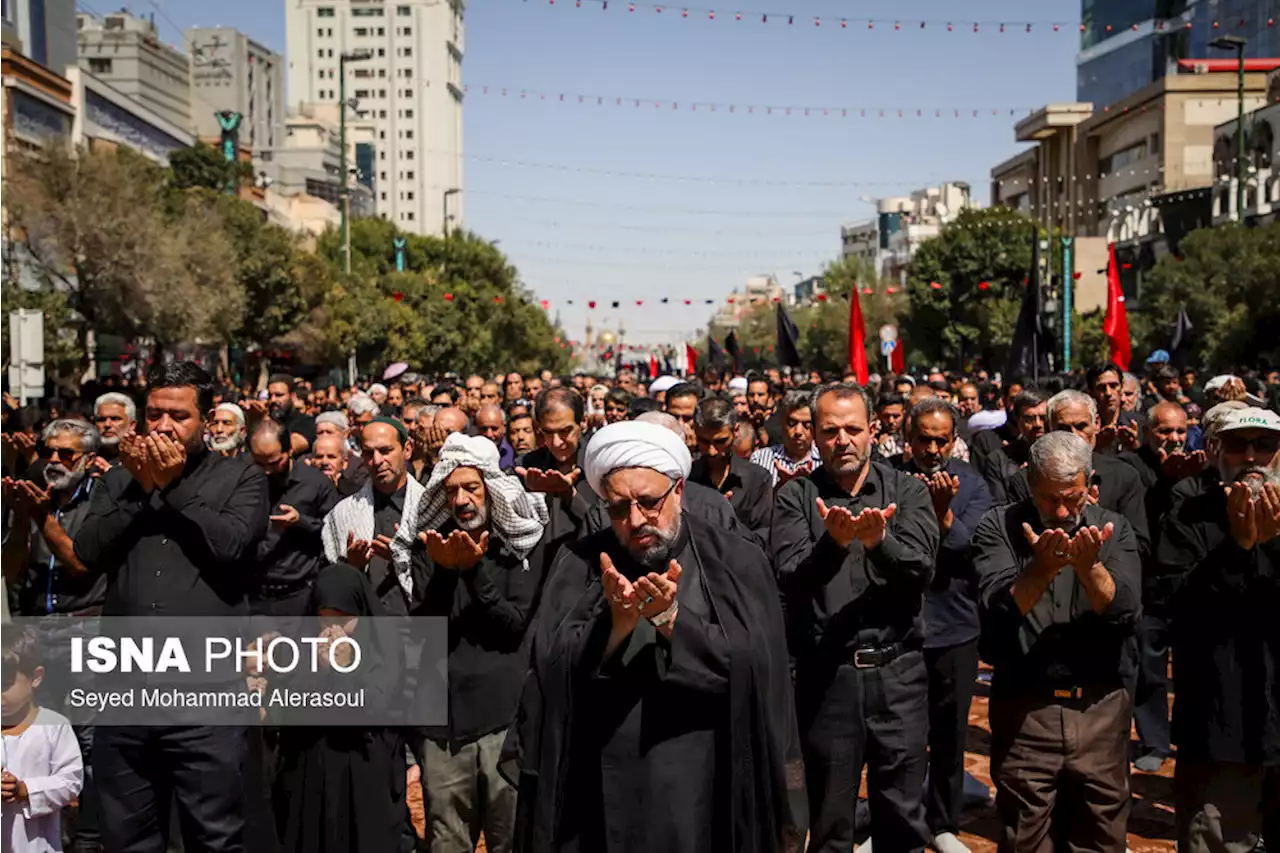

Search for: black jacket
xmin=688 ymin=454 xmax=773 ymax=541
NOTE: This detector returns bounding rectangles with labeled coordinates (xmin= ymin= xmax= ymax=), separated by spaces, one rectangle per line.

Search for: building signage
xmin=11 ymin=91 xmax=72 ymax=143
xmin=85 ymin=91 xmax=187 ymax=162
xmin=192 ymin=34 xmax=233 ymax=82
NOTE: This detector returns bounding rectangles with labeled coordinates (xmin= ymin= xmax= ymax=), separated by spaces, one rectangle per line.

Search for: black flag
xmin=776 ymin=303 xmax=802 ymax=368
xmin=707 ymin=335 xmax=726 ymax=372
xmin=724 ymin=330 xmax=741 ymax=371
xmin=1005 ymin=234 xmax=1048 ymax=383
xmin=1170 ymin=306 xmax=1194 ymax=368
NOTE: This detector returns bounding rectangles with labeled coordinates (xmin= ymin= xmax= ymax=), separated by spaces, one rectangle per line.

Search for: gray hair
xmin=693 ymin=396 xmax=737 ymax=431
xmin=636 ymin=410 xmax=685 ymax=440
xmin=348 ymin=394 xmax=379 ymax=418
xmin=810 ymin=381 xmax=874 ymax=423
xmin=215 ymin=402 xmax=246 ymax=428
xmin=906 ymin=397 xmax=958 ymax=436
xmin=316 ymin=410 xmax=348 ymax=431
xmin=420 ymin=404 xmax=442 ymax=420
xmin=1046 ymin=390 xmax=1098 ymax=430
xmin=94 ymin=392 xmax=136 ymax=423
xmin=778 ymin=389 xmax=811 ymax=419
xmin=42 ymin=418 xmax=102 ymax=454
xmin=1122 ymin=372 xmax=1140 ymax=389
xmin=1027 ymin=432 xmax=1093 ymax=484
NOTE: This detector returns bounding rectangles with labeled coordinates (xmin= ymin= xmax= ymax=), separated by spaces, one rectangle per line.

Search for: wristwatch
xmin=647 ymin=600 xmax=679 ymax=627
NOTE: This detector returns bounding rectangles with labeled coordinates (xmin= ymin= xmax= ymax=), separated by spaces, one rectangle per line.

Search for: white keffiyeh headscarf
xmin=582 ymin=421 xmax=692 ymax=495
xmin=321 ymin=474 xmax=426 ymax=597
xmin=391 ymin=433 xmax=549 ymax=570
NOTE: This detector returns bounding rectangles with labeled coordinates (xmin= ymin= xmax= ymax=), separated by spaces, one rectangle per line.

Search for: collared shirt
xmin=750 ymin=443 xmax=820 ymax=487
xmin=688 ymin=453 xmax=773 ymax=538
xmin=972 ymin=501 xmax=1141 ymax=695
xmin=255 ymin=462 xmax=339 ymax=590
xmin=369 ymin=483 xmax=410 ymax=615
xmin=891 ymin=456 xmax=992 ymax=648
xmin=21 ymin=477 xmax=106 ymax=616
xmin=74 ymin=451 xmax=269 ymax=616
xmin=771 ymin=461 xmax=939 ymax=659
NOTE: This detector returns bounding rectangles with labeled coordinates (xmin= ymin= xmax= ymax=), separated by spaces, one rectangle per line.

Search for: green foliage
xmin=168 ymin=142 xmax=252 ymax=193
xmin=1133 ymin=222 xmax=1280 ymax=370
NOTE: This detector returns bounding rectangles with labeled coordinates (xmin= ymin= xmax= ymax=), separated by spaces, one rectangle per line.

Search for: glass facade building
xmin=1077 ymin=0 xmax=1277 ymax=107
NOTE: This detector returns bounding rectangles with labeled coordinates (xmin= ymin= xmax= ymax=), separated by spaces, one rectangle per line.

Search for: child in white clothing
xmin=1 ymin=627 xmax=83 ymax=853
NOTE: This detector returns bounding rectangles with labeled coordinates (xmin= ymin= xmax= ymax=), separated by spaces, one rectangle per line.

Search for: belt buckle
xmin=1052 ymin=687 xmax=1083 ymax=700
xmin=853 ymin=649 xmax=877 ymax=669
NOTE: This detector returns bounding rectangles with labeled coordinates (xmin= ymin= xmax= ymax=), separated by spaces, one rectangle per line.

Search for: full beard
xmin=453 ymin=502 xmax=489 ymax=532
xmin=209 ymin=434 xmax=242 ymax=453
xmin=1223 ymin=464 xmax=1280 ymax=497
xmin=624 ymin=516 xmax=681 ymax=570
xmin=44 ymin=462 xmax=87 ymax=493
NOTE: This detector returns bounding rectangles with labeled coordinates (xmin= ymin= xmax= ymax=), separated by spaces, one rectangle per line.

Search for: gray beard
xmin=45 ymin=463 xmax=87 ymax=493
xmin=625 ymin=516 xmax=681 ymax=570
xmin=454 ymin=502 xmax=489 ymax=532
xmin=100 ymin=435 xmax=121 ymax=450
xmin=1223 ymin=464 xmax=1280 ymax=497
xmin=209 ymin=434 xmax=243 ymax=453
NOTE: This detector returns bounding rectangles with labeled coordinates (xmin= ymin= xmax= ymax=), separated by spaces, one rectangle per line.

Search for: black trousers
xmin=797 ymin=650 xmax=930 ymax=853
xmin=924 ymin=639 xmax=980 ymax=836
xmin=95 ymin=725 xmax=249 ymax=853
xmin=248 ymin=584 xmax=314 ymax=618
xmin=1132 ymin=610 xmax=1172 ymax=757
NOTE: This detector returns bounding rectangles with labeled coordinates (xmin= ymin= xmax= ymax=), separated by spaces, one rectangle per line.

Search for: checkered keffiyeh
xmin=322 ymin=475 xmax=426 ymax=597
xmin=391 ymin=433 xmax=549 ymax=572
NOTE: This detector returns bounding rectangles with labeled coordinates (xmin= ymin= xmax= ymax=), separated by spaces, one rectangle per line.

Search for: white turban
xmin=583 ymin=421 xmax=692 ymax=496
xmin=649 ymin=375 xmax=680 ymax=396
xmin=391 ymin=433 xmax=549 ymax=563
xmin=727 ymin=376 xmax=748 ymax=393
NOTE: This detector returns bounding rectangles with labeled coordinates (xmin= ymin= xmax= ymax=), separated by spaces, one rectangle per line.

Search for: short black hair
xmin=628 ymin=397 xmax=660 ymax=418
xmin=147 ymin=361 xmax=215 ymax=414
xmin=665 ymin=382 xmax=701 ymax=406
xmin=267 ymin=373 xmax=294 ymax=389
xmin=535 ymin=387 xmax=585 ymax=424
xmin=1 ymin=626 xmax=42 ymax=682
xmin=1151 ymin=364 xmax=1179 ymax=384
xmin=1085 ymin=362 xmax=1125 ymax=389
xmin=431 ymin=382 xmax=461 ymax=404
xmin=906 ymin=398 xmax=958 ymax=436
xmin=693 ymin=396 xmax=737 ymax=431
xmin=928 ymin=379 xmax=950 ymax=394
xmin=249 ymin=419 xmax=293 ymax=455
xmin=1012 ymin=388 xmax=1050 ymax=418
xmin=605 ymin=387 xmax=633 ymax=408
xmin=876 ymin=391 xmax=906 ymax=411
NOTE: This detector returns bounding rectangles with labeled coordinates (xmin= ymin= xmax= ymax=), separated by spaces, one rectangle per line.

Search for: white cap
xmin=1204 ymin=374 xmax=1238 ymax=393
xmin=1217 ymin=407 xmax=1280 ymax=435
xmin=649 ymin=375 xmax=680 ymax=396
xmin=727 ymin=376 xmax=748 ymax=393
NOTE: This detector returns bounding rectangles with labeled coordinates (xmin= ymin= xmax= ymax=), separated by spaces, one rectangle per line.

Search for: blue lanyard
xmin=45 ymin=478 xmax=90 ymax=614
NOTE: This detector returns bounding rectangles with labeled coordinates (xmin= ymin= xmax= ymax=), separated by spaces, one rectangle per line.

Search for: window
xmin=352 ymin=6 xmax=383 ymax=15
xmin=406 ymin=191 xmax=414 ymax=201
xmin=398 ymin=46 xmax=412 ymax=57
xmin=317 ymin=6 xmax=334 ymax=15
xmin=378 ymin=68 xmax=386 ymax=78
xmin=318 ymin=69 xmax=326 ymax=80
xmin=88 ymin=57 xmax=112 ymax=73
xmin=402 ymin=26 xmax=412 ymax=36
xmin=327 ymin=28 xmax=333 ymax=36
xmin=376 ymin=27 xmax=385 ymax=36
xmin=380 ymin=151 xmax=386 ymax=160
xmin=397 ymin=5 xmax=411 ymax=15
xmin=381 ymin=192 xmax=387 ymax=201
xmin=405 ymin=130 xmax=413 ymax=139
xmin=406 ymin=171 xmax=414 ymax=180
xmin=405 ymin=109 xmax=413 ymax=118
xmin=316 ymin=27 xmax=325 ymax=37
xmin=407 ymin=212 xmax=414 ymax=221
xmin=328 ymin=48 xmax=335 ymax=57
xmin=378 ymin=109 xmax=387 ymax=118
xmin=380 ymin=171 xmax=387 ymax=181
xmin=405 ymin=150 xmax=414 ymax=160
xmin=377 ymin=48 xmax=386 ymax=57
xmin=379 ymin=130 xmax=386 ymax=139
xmin=328 ymin=69 xmax=334 ymax=78
xmin=354 ymin=26 xmax=368 ymax=36
xmin=379 ymin=89 xmax=387 ymax=98
xmin=353 ymin=68 xmax=371 ymax=78
xmin=316 ymin=48 xmax=324 ymax=58
xmin=355 ymin=89 xmax=370 ymax=98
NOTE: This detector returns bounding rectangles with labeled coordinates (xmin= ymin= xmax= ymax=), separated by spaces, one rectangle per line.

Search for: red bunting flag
xmin=588 ymin=300 xmax=597 ymax=308
xmin=649 ymin=353 xmax=659 ymax=379
xmin=685 ymin=342 xmax=697 ymax=375
xmin=848 ymin=285 xmax=869 ymax=384
xmin=393 ymin=291 xmax=404 ymax=302
xmin=443 ymin=293 xmax=454 ymax=302
xmin=1103 ymin=243 xmax=1131 ymax=370
xmin=890 ymin=338 xmax=906 ymax=373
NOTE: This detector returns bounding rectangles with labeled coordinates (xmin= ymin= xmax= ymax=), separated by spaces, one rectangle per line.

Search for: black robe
xmin=272 ymin=565 xmax=405 ymax=853
xmin=500 ymin=513 xmax=806 ymax=853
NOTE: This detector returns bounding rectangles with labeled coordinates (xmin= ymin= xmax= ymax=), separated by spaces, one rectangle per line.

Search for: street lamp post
xmin=1210 ymin=35 xmax=1248 ymax=222
xmin=442 ymin=188 xmax=461 ymax=239
xmin=338 ymin=50 xmax=372 ymax=274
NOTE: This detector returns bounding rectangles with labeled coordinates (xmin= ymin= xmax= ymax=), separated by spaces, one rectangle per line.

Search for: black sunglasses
xmin=1221 ymin=434 xmax=1280 ymax=454
xmin=604 ymin=479 xmax=679 ymax=521
xmin=38 ymin=446 xmax=84 ymax=464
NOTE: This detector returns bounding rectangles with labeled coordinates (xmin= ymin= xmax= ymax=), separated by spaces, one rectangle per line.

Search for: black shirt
xmin=771 ymin=461 xmax=939 ymax=661
xmin=1156 ymin=470 xmax=1280 ymax=764
xmin=255 ymin=462 xmax=339 ymax=590
xmin=74 ymin=450 xmax=269 ymax=616
xmin=369 ymin=484 xmax=410 ymax=615
xmin=283 ymin=410 xmax=317 ymax=454
xmin=688 ymin=454 xmax=773 ymax=540
xmin=19 ymin=477 xmax=107 ymax=615
xmin=972 ymin=501 xmax=1141 ymax=696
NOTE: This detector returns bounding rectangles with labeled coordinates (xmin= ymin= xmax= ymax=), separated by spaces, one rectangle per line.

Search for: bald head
xmin=435 ymin=407 xmax=469 ymax=436
xmin=475 ymin=404 xmax=506 ymax=444
xmin=1146 ymin=400 xmax=1189 ymax=453
xmin=636 ymin=410 xmax=684 ymax=440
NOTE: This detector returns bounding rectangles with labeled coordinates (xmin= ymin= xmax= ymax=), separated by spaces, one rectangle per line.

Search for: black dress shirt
xmin=1156 ymin=470 xmax=1280 ymax=764
xmin=19 ymin=477 xmax=107 ymax=615
xmin=255 ymin=462 xmax=339 ymax=591
xmin=890 ymin=456 xmax=993 ymax=649
xmin=74 ymin=450 xmax=269 ymax=616
xmin=972 ymin=501 xmax=1141 ymax=696
xmin=688 ymin=453 xmax=773 ymax=539
xmin=771 ymin=460 xmax=939 ymax=661
xmin=369 ymin=484 xmax=411 ymax=615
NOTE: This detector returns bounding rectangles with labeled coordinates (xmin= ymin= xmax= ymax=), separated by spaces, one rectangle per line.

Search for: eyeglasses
xmin=1221 ymin=434 xmax=1280 ymax=454
xmin=605 ymin=479 xmax=679 ymax=521
xmin=38 ymin=446 xmax=84 ymax=464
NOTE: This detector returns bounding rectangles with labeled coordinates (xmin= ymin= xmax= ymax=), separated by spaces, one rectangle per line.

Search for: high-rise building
xmin=3 ymin=0 xmax=77 ymax=75
xmin=75 ymin=10 xmax=191 ymax=132
xmin=284 ymin=0 xmax=464 ymax=235
xmin=186 ymin=26 xmax=285 ymax=153
xmin=1078 ymin=0 xmax=1277 ymax=107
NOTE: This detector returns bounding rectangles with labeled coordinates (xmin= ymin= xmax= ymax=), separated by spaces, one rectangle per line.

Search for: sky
xmin=147 ymin=0 xmax=1079 ymax=348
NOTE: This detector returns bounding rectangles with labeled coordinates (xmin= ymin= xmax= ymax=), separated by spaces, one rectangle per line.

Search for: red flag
xmin=890 ymin=339 xmax=906 ymax=374
xmin=685 ymin=342 xmax=697 ymax=375
xmin=649 ymin=353 xmax=659 ymax=380
xmin=847 ymin=287 xmax=869 ymax=384
xmin=1103 ymin=243 xmax=1131 ymax=370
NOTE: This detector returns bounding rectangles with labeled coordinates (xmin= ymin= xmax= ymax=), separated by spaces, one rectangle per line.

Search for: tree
xmin=1132 ymin=221 xmax=1280 ymax=370
xmin=168 ymin=141 xmax=252 ymax=193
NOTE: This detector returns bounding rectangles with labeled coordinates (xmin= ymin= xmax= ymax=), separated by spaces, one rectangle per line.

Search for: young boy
xmin=1 ymin=627 xmax=83 ymax=852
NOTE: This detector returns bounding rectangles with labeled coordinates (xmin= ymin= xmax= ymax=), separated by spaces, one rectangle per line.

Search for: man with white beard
xmin=1156 ymin=407 xmax=1280 ymax=850
xmin=1 ymin=418 xmax=108 ymax=852
xmin=93 ymin=392 xmax=136 ymax=463
xmin=207 ymin=402 xmax=247 ymax=456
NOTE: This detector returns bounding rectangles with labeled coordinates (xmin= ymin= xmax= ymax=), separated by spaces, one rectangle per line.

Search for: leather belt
xmin=254 ymin=578 xmax=313 ymax=599
xmin=850 ymin=642 xmax=913 ymax=669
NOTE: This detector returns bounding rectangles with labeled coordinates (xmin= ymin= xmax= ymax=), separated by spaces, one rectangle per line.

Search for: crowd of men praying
xmin=1 ymin=356 xmax=1278 ymax=853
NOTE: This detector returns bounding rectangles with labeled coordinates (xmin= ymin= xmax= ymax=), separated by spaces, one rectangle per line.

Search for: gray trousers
xmin=1174 ymin=759 xmax=1280 ymax=853
xmin=421 ymin=729 xmax=516 ymax=853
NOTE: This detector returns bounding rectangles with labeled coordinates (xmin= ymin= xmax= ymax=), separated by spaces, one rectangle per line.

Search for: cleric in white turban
xmin=500 ymin=424 xmax=807 ymax=853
